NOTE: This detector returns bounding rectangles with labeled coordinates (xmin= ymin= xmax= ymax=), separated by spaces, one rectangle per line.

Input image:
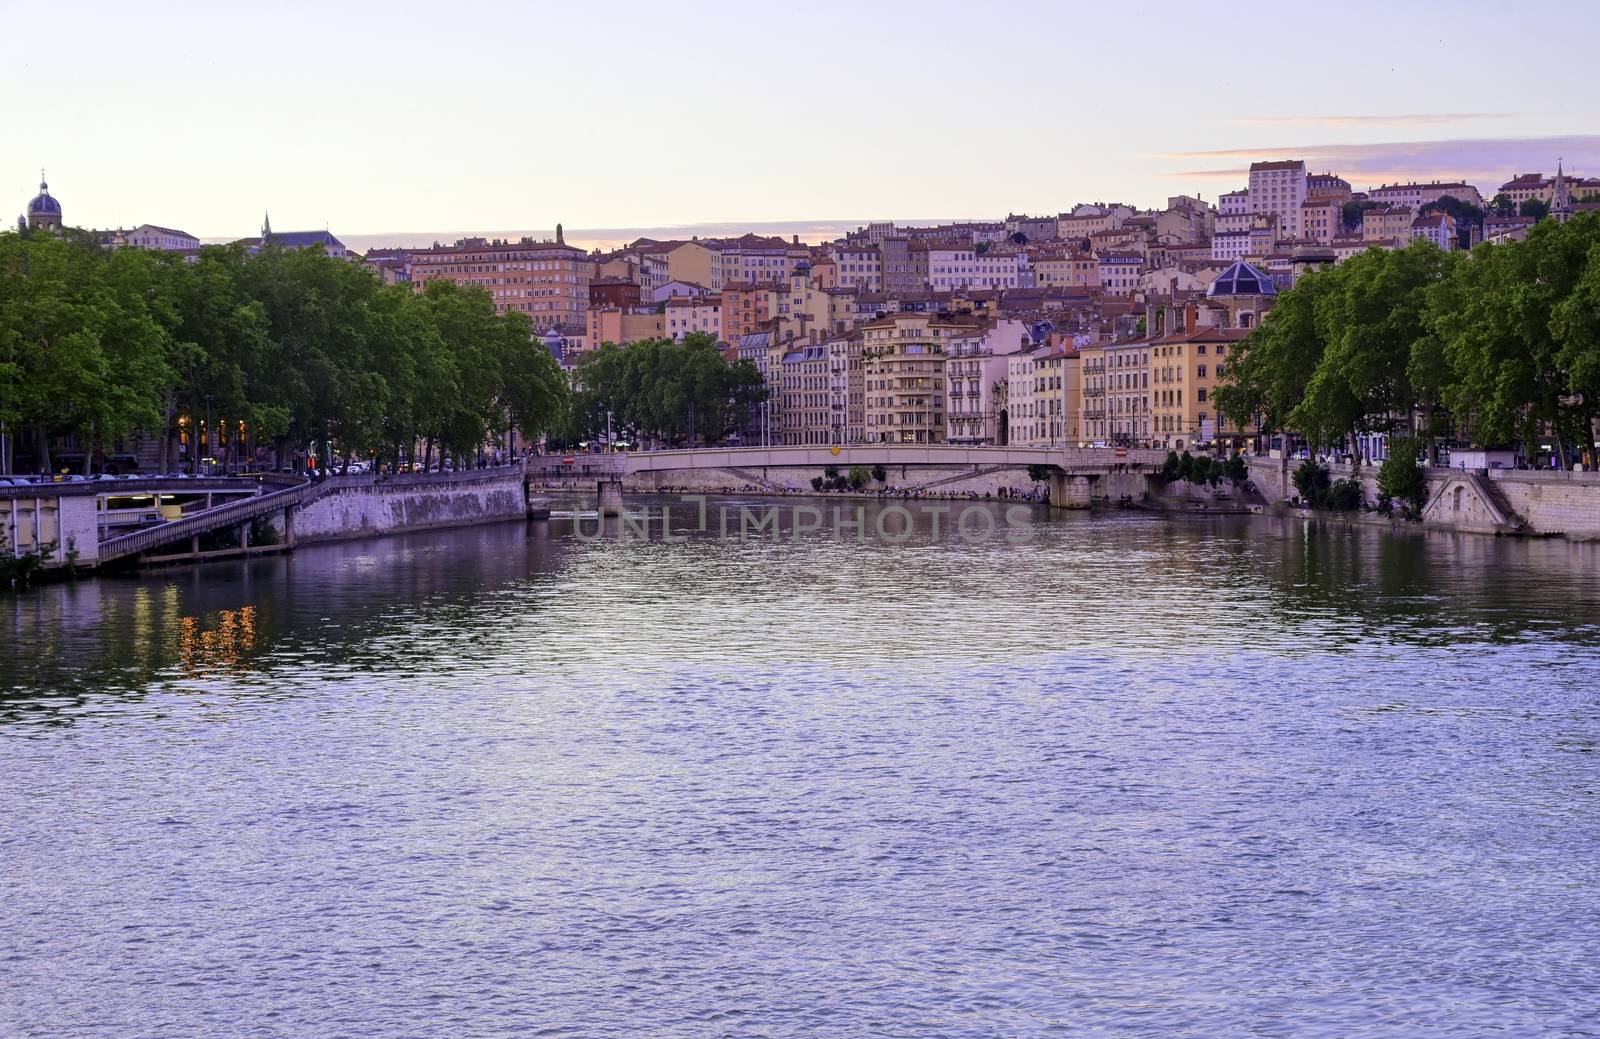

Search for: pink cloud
xmin=1154 ymin=135 xmax=1600 ymax=190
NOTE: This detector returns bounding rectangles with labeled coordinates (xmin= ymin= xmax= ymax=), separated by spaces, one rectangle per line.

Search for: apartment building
xmin=1057 ymin=205 xmax=1134 ymax=241
xmin=826 ymin=331 xmax=865 ymax=444
xmin=107 ymin=223 xmax=201 ymax=251
xmin=922 ymin=241 xmax=1023 ymax=291
xmin=862 ymin=313 xmax=965 ymax=444
xmin=588 ymin=276 xmax=641 ymax=308
xmin=1300 ymin=198 xmax=1340 ymax=245
xmin=775 ymin=342 xmax=834 ymax=446
xmin=586 ymin=306 xmax=665 ymax=347
xmin=410 ymin=231 xmax=593 ymax=327
xmin=831 ymin=243 xmax=882 ymax=292
xmin=1005 ymin=214 xmax=1060 ymax=242
xmin=665 ymin=296 xmax=722 ymax=341
xmin=1410 ymin=212 xmax=1457 ymax=251
xmin=1149 ymin=325 xmax=1250 ymax=450
xmin=1034 ymin=249 xmax=1101 ymax=289
xmin=1368 ymin=181 xmax=1484 ymax=211
xmin=715 ymin=234 xmax=800 ymax=287
xmin=1362 ymin=205 xmax=1415 ymax=242
xmin=945 ymin=320 xmax=1031 ymax=445
xmin=1104 ymin=337 xmax=1152 ymax=444
xmin=1247 ymin=160 xmax=1308 ymax=238
xmin=722 ymin=281 xmax=779 ymax=343
xmin=1098 ymin=252 xmax=1144 ymax=295
xmin=1306 ymin=173 xmax=1353 ymax=202
xmin=1498 ymin=170 xmax=1600 ymax=207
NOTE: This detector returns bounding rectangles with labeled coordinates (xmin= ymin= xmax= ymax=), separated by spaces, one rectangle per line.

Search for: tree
xmin=1520 ymin=198 xmax=1549 ymax=221
xmin=1428 ymin=215 xmax=1599 ymax=464
xmin=1214 ymin=266 xmax=1335 ymax=446
xmin=1377 ymin=437 xmax=1428 ymax=514
xmin=1489 ymin=193 xmax=1516 ymax=218
xmin=848 ymin=465 xmax=869 ymax=490
xmin=1293 ymin=459 xmax=1329 ymax=502
xmin=1299 ymin=241 xmax=1456 ymax=459
xmin=1421 ymin=194 xmax=1484 ymax=230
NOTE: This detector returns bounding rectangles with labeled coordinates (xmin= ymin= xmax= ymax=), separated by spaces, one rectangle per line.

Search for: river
xmin=3 ymin=497 xmax=1599 ymax=1038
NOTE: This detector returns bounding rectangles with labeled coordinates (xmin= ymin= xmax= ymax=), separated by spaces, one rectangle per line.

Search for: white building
xmin=664 ymin=296 xmax=721 ymax=340
xmin=1368 ymin=181 xmax=1485 ymax=211
xmin=1247 ymin=160 xmax=1308 ymax=238
xmin=925 ymin=243 xmax=1022 ymax=291
xmin=110 ymin=223 xmax=200 ymax=251
xmin=946 ymin=320 xmax=1030 ymax=445
xmin=1410 ymin=212 xmax=1457 ymax=252
xmin=1212 ymin=230 xmax=1250 ymax=261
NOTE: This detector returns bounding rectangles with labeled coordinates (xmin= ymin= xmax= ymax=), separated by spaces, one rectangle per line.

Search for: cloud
xmin=1153 ymin=135 xmax=1600 ymax=189
xmin=1228 ymin=114 xmax=1520 ymax=128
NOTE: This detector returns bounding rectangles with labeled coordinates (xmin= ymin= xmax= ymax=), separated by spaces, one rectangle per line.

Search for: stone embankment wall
xmin=291 ymin=470 xmax=528 ymax=544
xmin=1246 ymin=455 xmax=1600 ymax=539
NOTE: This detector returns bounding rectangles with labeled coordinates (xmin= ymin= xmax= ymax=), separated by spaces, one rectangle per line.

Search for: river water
xmin=4 ymin=497 xmax=1599 ymax=1038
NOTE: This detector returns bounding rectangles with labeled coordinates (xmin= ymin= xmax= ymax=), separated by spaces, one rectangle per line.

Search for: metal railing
xmin=96 ymin=476 xmax=328 ymax=564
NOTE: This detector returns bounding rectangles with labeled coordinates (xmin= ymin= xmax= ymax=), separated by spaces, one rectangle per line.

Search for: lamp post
xmin=203 ymin=395 xmax=214 ymax=475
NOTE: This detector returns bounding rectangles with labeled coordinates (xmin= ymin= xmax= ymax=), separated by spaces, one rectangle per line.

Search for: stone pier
xmin=597 ymin=478 xmax=625 ymax=516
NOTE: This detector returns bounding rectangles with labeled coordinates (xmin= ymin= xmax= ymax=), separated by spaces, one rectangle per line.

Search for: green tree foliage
xmin=1489 ymin=193 xmax=1516 ymax=218
xmin=1220 ymin=215 xmax=1600 ymax=472
xmin=1160 ymin=450 xmax=1181 ymax=482
xmin=1377 ymin=438 xmax=1428 ymax=514
xmin=566 ymin=333 xmax=766 ymax=446
xmin=1293 ymin=459 xmax=1330 ymax=502
xmin=0 ymin=229 xmax=568 ymax=473
xmin=847 ymin=465 xmax=870 ymax=490
xmin=1421 ymin=194 xmax=1485 ymax=240
xmin=1427 ymin=214 xmax=1600 ymax=462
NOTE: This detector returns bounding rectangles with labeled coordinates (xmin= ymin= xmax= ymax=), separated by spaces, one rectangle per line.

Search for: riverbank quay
xmin=2 ymin=466 xmax=535 ymax=581
xmin=1246 ymin=455 xmax=1600 ymax=540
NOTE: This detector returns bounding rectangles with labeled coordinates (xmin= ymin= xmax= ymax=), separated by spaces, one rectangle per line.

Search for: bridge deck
xmin=526 ymin=446 xmax=1166 ymax=477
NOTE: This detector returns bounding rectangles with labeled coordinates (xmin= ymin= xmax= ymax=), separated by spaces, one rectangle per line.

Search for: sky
xmin=6 ymin=0 xmax=1599 ymax=250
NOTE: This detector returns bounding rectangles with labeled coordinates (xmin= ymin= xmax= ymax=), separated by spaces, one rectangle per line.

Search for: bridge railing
xmin=535 ymin=445 xmax=1169 ymax=474
xmin=96 ymin=477 xmax=329 ymax=564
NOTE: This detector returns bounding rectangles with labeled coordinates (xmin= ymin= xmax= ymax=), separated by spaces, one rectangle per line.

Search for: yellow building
xmin=586 ymin=306 xmax=665 ymax=347
xmin=1149 ymin=325 xmax=1252 ymax=450
xmin=1362 ymin=206 xmax=1414 ymax=242
xmin=652 ymin=240 xmax=724 ymax=290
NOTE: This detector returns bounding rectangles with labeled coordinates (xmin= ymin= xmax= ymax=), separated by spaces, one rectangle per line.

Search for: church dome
xmin=28 ymin=180 xmax=61 ymax=216
xmin=1207 ymin=259 xmax=1276 ymax=297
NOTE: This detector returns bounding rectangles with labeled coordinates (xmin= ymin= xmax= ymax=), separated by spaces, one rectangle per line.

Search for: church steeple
xmin=262 ymin=211 xmax=273 ymax=239
xmin=1550 ymin=160 xmax=1574 ymax=224
xmin=556 ymin=222 xmax=564 ymax=245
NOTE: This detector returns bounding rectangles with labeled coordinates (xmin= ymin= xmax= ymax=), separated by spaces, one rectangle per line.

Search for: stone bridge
xmin=527 ymin=446 xmax=1168 ymax=511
